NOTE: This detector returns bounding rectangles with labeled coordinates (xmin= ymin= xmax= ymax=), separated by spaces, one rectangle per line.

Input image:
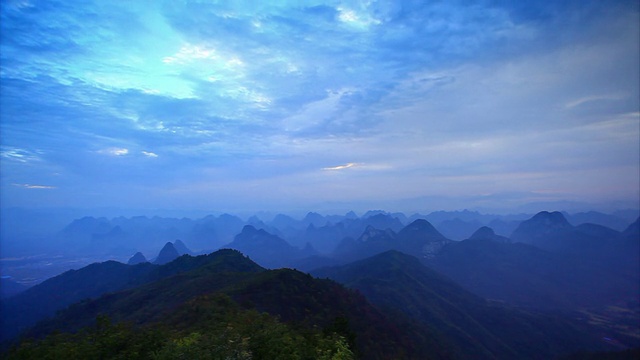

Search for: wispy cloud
xmin=12 ymin=183 xmax=56 ymax=189
xmin=99 ymin=148 xmax=129 ymax=156
xmin=0 ymin=147 xmax=42 ymax=163
xmin=564 ymin=94 xmax=625 ymax=109
xmin=142 ymin=151 xmax=158 ymax=158
xmin=323 ymin=162 xmax=358 ymax=171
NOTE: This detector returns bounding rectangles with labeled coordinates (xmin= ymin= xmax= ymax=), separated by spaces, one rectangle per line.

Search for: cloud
xmin=142 ymin=151 xmax=158 ymax=158
xmin=99 ymin=148 xmax=129 ymax=156
xmin=564 ymin=94 xmax=626 ymax=109
xmin=323 ymin=162 xmax=358 ymax=171
xmin=0 ymin=0 xmax=637 ymax=212
xmin=12 ymin=183 xmax=56 ymax=189
xmin=0 ymin=147 xmax=42 ymax=163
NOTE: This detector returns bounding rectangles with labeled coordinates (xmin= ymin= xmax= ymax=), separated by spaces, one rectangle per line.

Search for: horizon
xmin=2 ymin=203 xmax=638 ymax=227
xmin=1 ymin=1 xmax=639 ymax=214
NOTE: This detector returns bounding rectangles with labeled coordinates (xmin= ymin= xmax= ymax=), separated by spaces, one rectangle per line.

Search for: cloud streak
xmin=12 ymin=183 xmax=56 ymax=189
xmin=323 ymin=162 xmax=358 ymax=171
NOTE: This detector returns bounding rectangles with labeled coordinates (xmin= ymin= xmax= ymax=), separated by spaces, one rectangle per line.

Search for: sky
xmin=1 ymin=0 xmax=639 ymax=215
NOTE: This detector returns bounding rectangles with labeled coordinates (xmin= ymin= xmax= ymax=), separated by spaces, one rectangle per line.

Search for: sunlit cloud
xmin=162 ymin=44 xmax=219 ymax=64
xmin=323 ymin=162 xmax=358 ymax=171
xmin=337 ymin=7 xmax=381 ymax=28
xmin=142 ymin=151 xmax=159 ymax=158
xmin=99 ymin=148 xmax=129 ymax=156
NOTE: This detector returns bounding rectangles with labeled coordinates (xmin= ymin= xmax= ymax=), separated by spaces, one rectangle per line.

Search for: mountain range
xmin=1 ymin=209 xmax=639 ymax=358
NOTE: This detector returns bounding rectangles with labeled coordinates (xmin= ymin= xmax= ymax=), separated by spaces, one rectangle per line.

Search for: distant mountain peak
xmin=400 ymin=219 xmax=439 ymax=233
xmin=345 ymin=210 xmax=358 ymax=219
xmin=225 ymin=226 xmax=302 ymax=268
xmin=127 ymin=252 xmax=148 ymax=265
xmin=469 ymin=226 xmax=510 ymax=243
xmin=241 ymin=224 xmax=257 ymax=233
xmin=154 ymin=242 xmax=180 ymax=265
xmin=173 ymin=239 xmax=193 ymax=255
xmin=510 ymin=211 xmax=585 ymax=251
xmin=530 ymin=211 xmax=571 ymax=227
xmin=358 ymin=226 xmax=394 ymax=242
xmin=397 ymin=219 xmax=447 ymax=242
xmin=471 ymin=226 xmax=495 ymax=238
xmin=239 ymin=225 xmax=264 ymax=238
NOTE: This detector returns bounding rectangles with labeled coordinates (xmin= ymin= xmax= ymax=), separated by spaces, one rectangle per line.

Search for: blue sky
xmin=1 ymin=0 xmax=638 ymax=214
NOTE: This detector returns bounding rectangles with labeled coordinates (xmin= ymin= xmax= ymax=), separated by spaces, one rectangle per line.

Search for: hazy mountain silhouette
xmin=313 ymin=250 xmax=616 ymax=359
xmin=173 ymin=239 xmax=193 ymax=255
xmin=2 ymin=209 xmax=638 ymax=358
xmin=566 ymin=211 xmax=634 ymax=231
xmin=510 ymin=211 xmax=582 ymax=252
xmin=127 ymin=252 xmax=148 ymax=265
xmin=153 ymin=242 xmax=180 ymax=265
xmin=396 ymin=219 xmax=451 ymax=259
xmin=330 ymin=219 xmax=452 ymax=263
xmin=223 ymin=225 xmax=309 ymax=268
xmin=435 ymin=218 xmax=483 ymax=240
xmin=333 ymin=226 xmax=398 ymax=262
xmin=429 ymin=213 xmax=639 ymax=311
xmin=468 ymin=226 xmax=510 ymax=243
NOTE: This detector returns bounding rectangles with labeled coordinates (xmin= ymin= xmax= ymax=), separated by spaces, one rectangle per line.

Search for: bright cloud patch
xmin=323 ymin=163 xmax=358 ymax=171
xmin=12 ymin=183 xmax=56 ymax=189
xmin=99 ymin=148 xmax=129 ymax=156
xmin=0 ymin=148 xmax=42 ymax=163
xmin=142 ymin=151 xmax=159 ymax=158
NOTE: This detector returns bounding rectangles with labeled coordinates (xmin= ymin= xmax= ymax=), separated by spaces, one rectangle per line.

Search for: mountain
xmin=14 ymin=250 xmax=431 ymax=359
xmin=396 ymin=219 xmax=451 ymax=259
xmin=294 ymin=222 xmax=347 ymax=254
xmin=428 ymin=235 xmax=640 ymax=314
xmin=435 ymin=218 xmax=483 ymax=240
xmin=566 ymin=211 xmax=633 ymax=232
xmin=313 ymin=250 xmax=617 ymax=359
xmin=153 ymin=242 xmax=180 ymax=265
xmin=332 ymin=226 xmax=397 ymax=262
xmin=301 ymin=211 xmax=327 ymax=227
xmin=223 ymin=225 xmax=309 ymax=268
xmin=1 ymin=261 xmax=155 ymax=341
xmin=510 ymin=211 xmax=638 ymax=259
xmin=1 ymin=249 xmax=263 ymax=342
xmin=173 ymin=239 xmax=193 ymax=255
xmin=127 ymin=252 xmax=148 ymax=265
xmin=331 ymin=219 xmax=452 ymax=263
xmin=186 ymin=214 xmax=246 ymax=251
xmin=468 ymin=226 xmax=510 ymax=243
xmin=510 ymin=211 xmax=585 ymax=252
